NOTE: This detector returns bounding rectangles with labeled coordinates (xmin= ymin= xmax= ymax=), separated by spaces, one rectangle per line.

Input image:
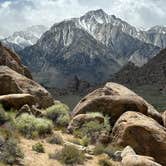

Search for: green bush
xmin=93 ymin=143 xmax=106 ymax=155
xmin=98 ymin=158 xmax=115 ymax=166
xmin=32 ymin=142 xmax=45 ymax=153
xmin=49 ymin=145 xmax=85 ymax=164
xmin=73 ymin=114 xmax=111 ymax=143
xmin=0 ymin=138 xmax=24 ymax=165
xmin=46 ymin=132 xmax=64 ymax=145
xmin=44 ymin=103 xmax=70 ymax=127
xmin=15 ymin=113 xmax=53 ymax=138
xmin=0 ymin=104 xmax=9 ymax=125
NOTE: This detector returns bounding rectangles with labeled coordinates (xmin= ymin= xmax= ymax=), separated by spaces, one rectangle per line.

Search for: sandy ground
xmin=19 ymin=131 xmax=100 ymax=166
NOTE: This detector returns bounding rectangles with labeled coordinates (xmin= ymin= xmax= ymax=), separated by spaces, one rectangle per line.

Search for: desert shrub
xmin=46 ymin=132 xmax=64 ymax=145
xmin=98 ymin=158 xmax=115 ymax=166
xmin=73 ymin=114 xmax=111 ymax=143
xmin=81 ymin=136 xmax=90 ymax=146
xmin=68 ymin=136 xmax=90 ymax=147
xmin=93 ymin=143 xmax=106 ymax=155
xmin=15 ymin=113 xmax=53 ymax=138
xmin=0 ymin=104 xmax=9 ymax=125
xmin=0 ymin=137 xmax=24 ymax=165
xmin=32 ymin=142 xmax=45 ymax=153
xmin=49 ymin=145 xmax=85 ymax=164
xmin=44 ymin=103 xmax=70 ymax=127
xmin=104 ymin=144 xmax=123 ymax=160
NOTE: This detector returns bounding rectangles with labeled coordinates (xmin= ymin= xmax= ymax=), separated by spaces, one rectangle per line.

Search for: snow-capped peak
xmin=1 ymin=25 xmax=48 ymax=50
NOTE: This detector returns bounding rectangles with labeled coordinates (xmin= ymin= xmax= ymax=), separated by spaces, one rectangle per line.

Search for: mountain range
xmin=1 ymin=25 xmax=48 ymax=52
xmin=2 ymin=9 xmax=166 ymax=90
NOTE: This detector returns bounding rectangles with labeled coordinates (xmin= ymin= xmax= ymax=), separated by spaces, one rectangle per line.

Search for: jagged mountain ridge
xmin=1 ymin=25 xmax=48 ymax=52
xmin=20 ymin=9 xmax=162 ymax=89
xmin=20 ymin=20 xmax=120 ymax=88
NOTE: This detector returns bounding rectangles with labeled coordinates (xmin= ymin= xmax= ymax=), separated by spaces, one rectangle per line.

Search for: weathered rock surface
xmin=0 ymin=94 xmax=35 ymax=110
xmin=111 ymin=111 xmax=166 ymax=165
xmin=67 ymin=113 xmax=104 ymax=132
xmin=121 ymin=146 xmax=162 ymax=166
xmin=0 ymin=66 xmax=54 ymax=108
xmin=0 ymin=42 xmax=32 ymax=79
xmin=72 ymin=82 xmax=162 ymax=125
xmin=162 ymin=111 xmax=166 ymax=127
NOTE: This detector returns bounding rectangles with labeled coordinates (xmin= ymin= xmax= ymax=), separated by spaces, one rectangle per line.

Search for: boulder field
xmin=70 ymin=82 xmax=166 ymax=165
xmin=72 ymin=82 xmax=162 ymax=125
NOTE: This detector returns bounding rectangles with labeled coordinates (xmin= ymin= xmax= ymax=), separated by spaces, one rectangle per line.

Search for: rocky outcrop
xmin=121 ymin=146 xmax=162 ymax=166
xmin=111 ymin=111 xmax=166 ymax=165
xmin=0 ymin=94 xmax=35 ymax=110
xmin=0 ymin=42 xmax=32 ymax=79
xmin=0 ymin=66 xmax=54 ymax=108
xmin=67 ymin=113 xmax=104 ymax=133
xmin=72 ymin=82 xmax=162 ymax=125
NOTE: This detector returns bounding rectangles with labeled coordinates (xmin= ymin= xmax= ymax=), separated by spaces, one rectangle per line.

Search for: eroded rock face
xmin=111 ymin=111 xmax=166 ymax=165
xmin=0 ymin=43 xmax=32 ymax=79
xmin=0 ymin=94 xmax=35 ymax=110
xmin=72 ymin=82 xmax=162 ymax=125
xmin=0 ymin=66 xmax=54 ymax=108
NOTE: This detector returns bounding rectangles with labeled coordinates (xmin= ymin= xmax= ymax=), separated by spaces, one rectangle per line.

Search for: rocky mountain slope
xmin=112 ymin=48 xmax=166 ymax=90
xmin=1 ymin=25 xmax=47 ymax=52
xmin=19 ymin=9 xmax=161 ymax=89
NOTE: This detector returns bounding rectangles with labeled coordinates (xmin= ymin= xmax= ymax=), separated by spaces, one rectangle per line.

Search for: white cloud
xmin=0 ymin=0 xmax=166 ymax=37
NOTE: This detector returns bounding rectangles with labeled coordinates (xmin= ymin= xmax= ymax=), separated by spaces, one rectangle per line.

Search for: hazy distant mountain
xmin=1 ymin=25 xmax=48 ymax=52
xmin=20 ymin=9 xmax=161 ymax=89
xmin=112 ymin=48 xmax=166 ymax=90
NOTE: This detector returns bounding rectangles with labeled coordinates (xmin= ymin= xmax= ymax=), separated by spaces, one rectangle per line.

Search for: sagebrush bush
xmin=46 ymin=132 xmax=64 ymax=145
xmin=44 ymin=103 xmax=70 ymax=127
xmin=32 ymin=142 xmax=45 ymax=153
xmin=49 ymin=145 xmax=85 ymax=164
xmin=73 ymin=114 xmax=111 ymax=143
xmin=15 ymin=113 xmax=53 ymax=138
xmin=0 ymin=137 xmax=24 ymax=165
xmin=93 ymin=143 xmax=106 ymax=155
xmin=98 ymin=158 xmax=116 ymax=166
xmin=0 ymin=104 xmax=9 ymax=125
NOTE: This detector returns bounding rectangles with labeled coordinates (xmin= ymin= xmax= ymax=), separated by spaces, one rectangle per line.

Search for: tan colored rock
xmin=67 ymin=113 xmax=104 ymax=133
xmin=72 ymin=82 xmax=162 ymax=125
xmin=121 ymin=146 xmax=161 ymax=166
xmin=162 ymin=111 xmax=166 ymax=127
xmin=0 ymin=94 xmax=35 ymax=110
xmin=0 ymin=66 xmax=54 ymax=108
xmin=0 ymin=43 xmax=32 ymax=79
xmin=111 ymin=111 xmax=166 ymax=165
xmin=122 ymin=155 xmax=162 ymax=166
xmin=121 ymin=146 xmax=136 ymax=158
xmin=105 ymin=82 xmax=162 ymax=124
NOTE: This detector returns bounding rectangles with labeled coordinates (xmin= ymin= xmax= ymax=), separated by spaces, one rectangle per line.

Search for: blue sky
xmin=0 ymin=0 xmax=166 ymax=37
